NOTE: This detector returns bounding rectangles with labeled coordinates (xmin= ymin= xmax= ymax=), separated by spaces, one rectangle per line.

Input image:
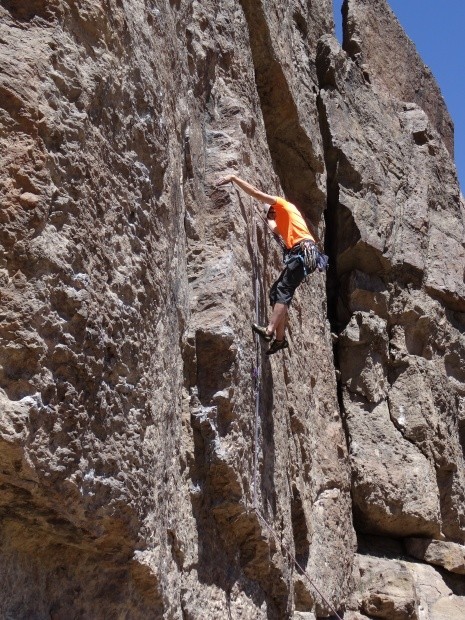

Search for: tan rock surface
xmin=350 ymin=549 xmax=465 ymax=620
xmin=407 ymin=560 xmax=465 ymax=620
xmin=343 ymin=0 xmax=454 ymax=155
xmin=357 ymin=555 xmax=418 ymax=620
xmin=1 ymin=0 xmax=464 ymax=618
xmin=406 ymin=538 xmax=465 ymax=575
xmin=0 ymin=0 xmax=353 ymax=618
xmin=318 ymin=28 xmax=465 ymax=544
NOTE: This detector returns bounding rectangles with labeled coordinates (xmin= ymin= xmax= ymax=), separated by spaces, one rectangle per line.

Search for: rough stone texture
xmin=342 ymin=0 xmax=454 ymax=156
xmin=317 ymin=28 xmax=465 ymax=546
xmin=0 ymin=0 xmax=353 ymax=618
xmin=356 ymin=555 xmax=419 ymax=620
xmin=411 ymin=563 xmax=465 ymax=620
xmin=316 ymin=2 xmax=465 ymax=617
xmin=0 ymin=0 xmax=464 ymax=618
xmin=405 ymin=538 xmax=465 ymax=575
xmin=293 ymin=613 xmax=316 ymax=620
xmin=349 ymin=550 xmax=465 ymax=620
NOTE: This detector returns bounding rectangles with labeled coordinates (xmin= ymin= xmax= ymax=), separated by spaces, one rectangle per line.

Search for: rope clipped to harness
xmin=255 ymin=210 xmax=329 ymax=277
xmin=285 ymin=239 xmax=329 ymax=277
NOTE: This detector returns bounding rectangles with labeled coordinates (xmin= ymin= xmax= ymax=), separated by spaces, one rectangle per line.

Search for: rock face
xmin=405 ymin=538 xmax=465 ymax=575
xmin=0 ymin=0 xmax=463 ymax=618
xmin=342 ymin=0 xmax=454 ymax=156
xmin=318 ymin=0 xmax=465 ymax=548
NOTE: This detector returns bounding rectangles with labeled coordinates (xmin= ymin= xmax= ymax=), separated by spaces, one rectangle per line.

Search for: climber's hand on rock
xmin=216 ymin=175 xmax=235 ymax=186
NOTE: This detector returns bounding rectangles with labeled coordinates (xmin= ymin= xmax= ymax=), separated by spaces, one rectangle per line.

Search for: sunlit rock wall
xmin=320 ymin=1 xmax=465 ymax=618
xmin=0 ymin=0 xmax=464 ymax=618
xmin=0 ymin=1 xmax=352 ymax=618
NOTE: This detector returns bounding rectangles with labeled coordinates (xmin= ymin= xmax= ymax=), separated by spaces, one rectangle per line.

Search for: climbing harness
xmin=248 ymin=211 xmax=342 ymax=620
xmin=284 ymin=239 xmax=329 ymax=276
xmin=255 ymin=211 xmax=329 ymax=277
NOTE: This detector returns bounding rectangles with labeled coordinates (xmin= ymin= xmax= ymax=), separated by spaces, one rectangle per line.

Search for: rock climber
xmin=216 ymin=174 xmax=327 ymax=355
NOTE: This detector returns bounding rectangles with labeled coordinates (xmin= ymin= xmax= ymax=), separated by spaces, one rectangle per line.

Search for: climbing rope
xmin=251 ymin=204 xmax=261 ymax=508
xmin=246 ymin=193 xmax=342 ymax=620
xmin=252 ymin=507 xmax=344 ymax=620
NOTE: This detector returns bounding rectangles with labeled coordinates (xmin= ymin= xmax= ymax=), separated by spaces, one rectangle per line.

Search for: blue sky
xmin=333 ymin=0 xmax=465 ymax=193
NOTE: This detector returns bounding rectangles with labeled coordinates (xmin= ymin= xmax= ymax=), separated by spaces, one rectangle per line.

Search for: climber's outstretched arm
xmin=217 ymin=174 xmax=276 ymax=206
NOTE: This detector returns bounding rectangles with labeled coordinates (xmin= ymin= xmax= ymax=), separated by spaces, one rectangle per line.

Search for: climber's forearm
xmin=217 ymin=174 xmax=276 ymax=206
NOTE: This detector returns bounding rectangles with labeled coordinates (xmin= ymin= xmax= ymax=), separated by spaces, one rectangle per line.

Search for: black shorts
xmin=269 ymin=255 xmax=306 ymax=307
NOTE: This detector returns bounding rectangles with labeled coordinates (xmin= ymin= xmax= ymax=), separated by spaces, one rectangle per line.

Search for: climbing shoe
xmin=252 ymin=323 xmax=273 ymax=342
xmin=266 ymin=338 xmax=289 ymax=355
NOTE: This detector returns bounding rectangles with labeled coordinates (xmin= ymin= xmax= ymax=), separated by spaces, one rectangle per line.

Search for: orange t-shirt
xmin=272 ymin=196 xmax=314 ymax=249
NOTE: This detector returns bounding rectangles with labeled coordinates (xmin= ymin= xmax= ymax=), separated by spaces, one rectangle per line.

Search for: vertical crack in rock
xmin=316 ymin=5 xmax=465 ymax=616
xmin=237 ymin=0 xmax=326 ymax=228
xmin=231 ymin=3 xmax=356 ymax=618
xmin=177 ymin=2 xmax=299 ymax=614
xmin=179 ymin=2 xmax=355 ymax=617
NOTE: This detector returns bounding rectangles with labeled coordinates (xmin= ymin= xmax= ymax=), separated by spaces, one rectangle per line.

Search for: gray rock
xmin=351 ymin=553 xmax=465 ymax=620
xmin=357 ymin=555 xmax=418 ymax=620
xmin=0 ymin=0 xmax=354 ymax=618
xmin=318 ymin=22 xmax=465 ymax=544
